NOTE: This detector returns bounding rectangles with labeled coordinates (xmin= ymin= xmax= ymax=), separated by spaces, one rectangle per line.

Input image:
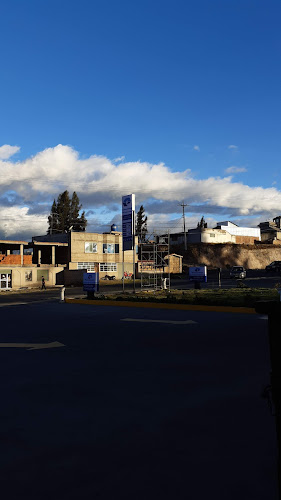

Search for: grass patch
xmin=89 ymin=288 xmax=279 ymax=308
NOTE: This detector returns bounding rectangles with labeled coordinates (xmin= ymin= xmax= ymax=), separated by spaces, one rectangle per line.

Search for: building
xmin=215 ymin=221 xmax=261 ymax=244
xmin=68 ymin=230 xmax=138 ymax=279
xmin=0 ymin=230 xmax=139 ymax=289
xmin=32 ymin=229 xmax=139 ymax=279
xmin=0 ymin=239 xmax=65 ymax=290
xmin=1 ymin=226 xmax=184 ymax=290
xmin=187 ymin=227 xmax=235 ymax=244
xmin=137 ymin=253 xmax=182 ymax=275
xmin=258 ymin=216 xmax=281 ymax=244
xmin=167 ymin=221 xmax=261 ymax=245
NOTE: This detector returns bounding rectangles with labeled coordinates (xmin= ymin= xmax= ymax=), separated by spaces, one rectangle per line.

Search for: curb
xmin=65 ymin=298 xmax=256 ymax=314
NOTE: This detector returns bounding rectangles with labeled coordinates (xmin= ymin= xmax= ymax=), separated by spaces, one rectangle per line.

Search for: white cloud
xmin=0 ymin=206 xmax=47 ymax=239
xmin=225 ymin=166 xmax=247 ymax=174
xmin=113 ymin=156 xmax=125 ymax=163
xmin=228 ymin=145 xmax=238 ymax=150
xmin=0 ymin=145 xmax=20 ymax=160
xmin=0 ymin=143 xmax=280 ymax=238
xmin=193 ymin=145 xmax=200 ymax=152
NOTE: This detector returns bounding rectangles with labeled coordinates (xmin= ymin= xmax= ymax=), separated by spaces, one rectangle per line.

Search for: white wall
xmin=218 ymin=225 xmax=261 ymax=240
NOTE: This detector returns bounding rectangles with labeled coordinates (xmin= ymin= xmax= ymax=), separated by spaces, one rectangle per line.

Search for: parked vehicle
xmin=229 ymin=266 xmax=246 ymax=279
xmin=265 ymin=261 xmax=281 ymax=273
xmin=101 ymin=275 xmax=116 ymax=280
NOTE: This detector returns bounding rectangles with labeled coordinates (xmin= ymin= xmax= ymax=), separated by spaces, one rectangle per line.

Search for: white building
xmin=215 ymin=221 xmax=261 ymax=243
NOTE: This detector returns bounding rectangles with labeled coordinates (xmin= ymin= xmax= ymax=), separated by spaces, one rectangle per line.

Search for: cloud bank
xmin=0 ymin=144 xmax=279 ymax=239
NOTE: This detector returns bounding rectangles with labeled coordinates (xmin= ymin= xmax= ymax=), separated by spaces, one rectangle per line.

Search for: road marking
xmin=121 ymin=318 xmax=197 ymax=325
xmin=0 ymin=341 xmax=65 ymax=350
xmin=0 ymin=302 xmax=27 ymax=307
xmin=258 ymin=315 xmax=268 ymax=320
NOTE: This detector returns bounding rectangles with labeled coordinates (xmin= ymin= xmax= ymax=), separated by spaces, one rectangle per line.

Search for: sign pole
xmin=122 ymin=193 xmax=135 ymax=294
xmin=133 ymin=209 xmax=135 ymax=293
xmin=122 ymin=248 xmax=125 ymax=293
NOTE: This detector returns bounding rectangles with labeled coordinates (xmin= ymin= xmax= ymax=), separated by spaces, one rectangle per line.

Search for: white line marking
xmin=258 ymin=315 xmax=268 ymax=320
xmin=121 ymin=318 xmax=197 ymax=325
xmin=0 ymin=302 xmax=27 ymax=307
xmin=0 ymin=341 xmax=65 ymax=350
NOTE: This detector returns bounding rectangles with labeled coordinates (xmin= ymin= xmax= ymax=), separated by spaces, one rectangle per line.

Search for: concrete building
xmin=0 ymin=239 xmax=64 ymax=290
xmin=32 ymin=230 xmax=139 ymax=279
xmin=167 ymin=221 xmax=260 ymax=245
xmin=187 ymin=227 xmax=235 ymax=244
xmin=258 ymin=216 xmax=281 ymax=244
xmin=68 ymin=230 xmax=138 ymax=279
xmin=215 ymin=221 xmax=261 ymax=244
xmin=1 ymin=228 xmax=182 ymax=289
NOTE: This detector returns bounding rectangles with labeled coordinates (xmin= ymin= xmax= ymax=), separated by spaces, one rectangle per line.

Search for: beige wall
xmin=5 ymin=266 xmax=65 ymax=288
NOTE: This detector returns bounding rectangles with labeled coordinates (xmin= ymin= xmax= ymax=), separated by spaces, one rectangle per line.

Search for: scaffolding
xmin=139 ymin=231 xmax=170 ymax=292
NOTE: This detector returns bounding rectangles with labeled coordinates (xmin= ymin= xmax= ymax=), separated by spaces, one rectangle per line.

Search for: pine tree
xmin=136 ymin=205 xmax=148 ymax=242
xmin=47 ymin=200 xmax=59 ymax=235
xmin=70 ymin=191 xmax=87 ymax=232
xmin=47 ymin=191 xmax=87 ymax=233
xmin=197 ymin=216 xmax=207 ymax=229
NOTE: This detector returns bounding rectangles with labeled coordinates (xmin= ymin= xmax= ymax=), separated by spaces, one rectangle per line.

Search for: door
xmin=0 ymin=273 xmax=12 ymax=290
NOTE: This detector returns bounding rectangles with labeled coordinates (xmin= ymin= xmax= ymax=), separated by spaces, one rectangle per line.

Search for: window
xmin=103 ymin=243 xmax=115 ymax=254
xmin=77 ymin=262 xmax=96 ymax=272
xmin=99 ymin=263 xmax=117 ymax=272
xmin=115 ymin=244 xmax=119 ymax=254
xmin=209 ymin=233 xmax=215 ymax=238
xmin=25 ymin=271 xmax=32 ymax=282
xmin=85 ymin=242 xmax=97 ymax=253
xmin=37 ymin=270 xmax=49 ymax=281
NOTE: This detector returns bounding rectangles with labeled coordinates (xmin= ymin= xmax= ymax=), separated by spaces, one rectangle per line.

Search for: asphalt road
xmin=0 ymin=301 xmax=277 ymax=499
xmin=0 ymin=269 xmax=280 ymax=305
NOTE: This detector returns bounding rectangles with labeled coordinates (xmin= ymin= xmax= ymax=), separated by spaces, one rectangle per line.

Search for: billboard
xmin=122 ymin=194 xmax=135 ymax=251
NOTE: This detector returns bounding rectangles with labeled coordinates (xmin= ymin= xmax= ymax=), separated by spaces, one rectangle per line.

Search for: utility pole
xmin=179 ymin=201 xmax=188 ymax=250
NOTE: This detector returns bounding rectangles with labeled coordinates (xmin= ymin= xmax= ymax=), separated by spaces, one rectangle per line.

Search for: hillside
xmin=171 ymin=243 xmax=281 ymax=270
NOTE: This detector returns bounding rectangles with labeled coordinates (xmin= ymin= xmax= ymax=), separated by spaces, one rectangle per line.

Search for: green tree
xmin=70 ymin=191 xmax=87 ymax=232
xmin=136 ymin=205 xmax=148 ymax=242
xmin=197 ymin=216 xmax=207 ymax=229
xmin=48 ymin=199 xmax=59 ymax=234
xmin=47 ymin=191 xmax=87 ymax=234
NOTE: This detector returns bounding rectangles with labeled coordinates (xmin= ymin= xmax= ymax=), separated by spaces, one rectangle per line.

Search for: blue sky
xmin=0 ymin=0 xmax=280 ymax=238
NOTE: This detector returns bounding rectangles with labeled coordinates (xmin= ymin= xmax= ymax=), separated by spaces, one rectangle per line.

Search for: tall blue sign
xmin=122 ymin=194 xmax=135 ymax=251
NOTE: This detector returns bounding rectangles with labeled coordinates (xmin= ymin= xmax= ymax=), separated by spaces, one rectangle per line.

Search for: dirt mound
xmin=172 ymin=243 xmax=281 ymax=269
